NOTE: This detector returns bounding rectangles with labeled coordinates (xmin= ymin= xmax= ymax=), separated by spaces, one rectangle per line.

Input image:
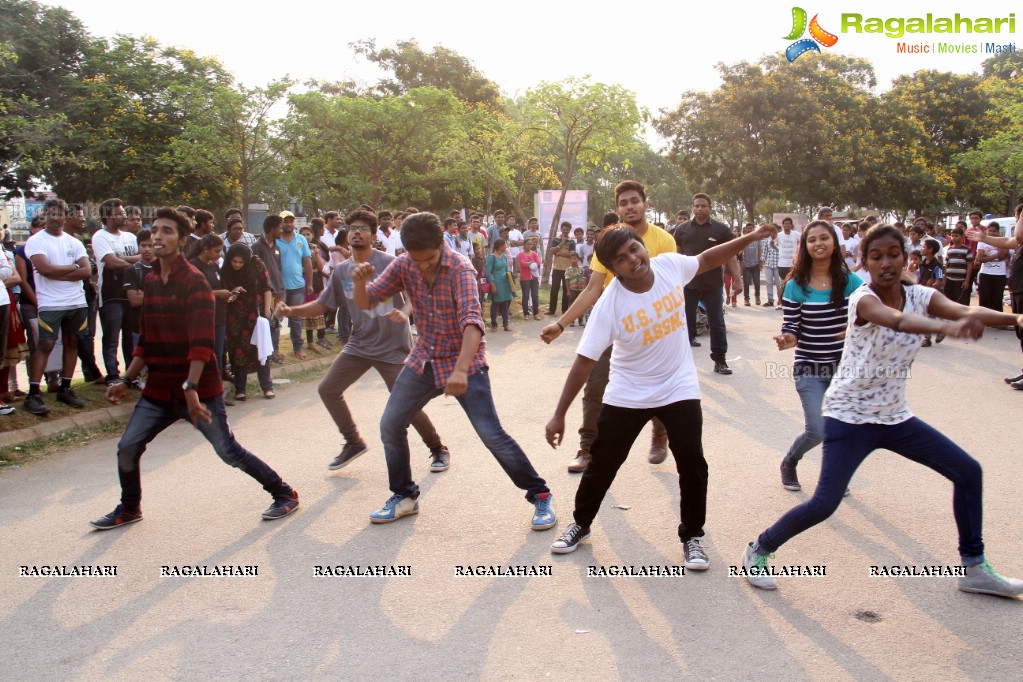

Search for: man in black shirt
xmin=674 ymin=193 xmax=741 ymax=374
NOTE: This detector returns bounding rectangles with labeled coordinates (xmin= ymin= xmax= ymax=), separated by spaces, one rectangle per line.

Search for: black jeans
xmin=943 ymin=278 xmax=970 ymax=306
xmin=548 ymin=269 xmax=569 ymax=314
xmin=684 ymin=286 xmax=727 ymax=361
xmin=978 ymin=274 xmax=1006 ymax=311
xmin=573 ymin=399 xmax=706 ymax=542
xmin=743 ymin=265 xmax=761 ymax=301
xmin=1012 ymin=291 xmax=1023 ymax=355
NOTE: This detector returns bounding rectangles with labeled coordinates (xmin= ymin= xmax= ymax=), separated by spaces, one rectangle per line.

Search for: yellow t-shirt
xmin=590 ymin=224 xmax=678 ymax=287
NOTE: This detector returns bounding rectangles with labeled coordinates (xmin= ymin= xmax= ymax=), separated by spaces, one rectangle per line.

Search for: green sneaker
xmin=742 ymin=542 xmax=777 ymax=590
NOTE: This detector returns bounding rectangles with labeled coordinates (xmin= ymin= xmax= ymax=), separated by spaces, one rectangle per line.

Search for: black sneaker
xmin=429 ymin=445 xmax=451 ymax=473
xmin=56 ymin=388 xmax=85 ymax=408
xmin=781 ymin=463 xmax=801 ymax=491
xmin=262 ymin=490 xmax=300 ymax=520
xmin=683 ymin=537 xmax=710 ymax=570
xmin=1004 ymin=372 xmax=1023 ymax=384
xmin=690 ymin=339 xmax=701 ymax=347
xmin=328 ymin=442 xmax=368 ymax=470
xmin=90 ymin=504 xmax=143 ymax=530
xmin=551 ymin=523 xmax=591 ymax=554
xmin=714 ymin=360 xmax=732 ymax=375
xmin=24 ymin=394 xmax=50 ymax=416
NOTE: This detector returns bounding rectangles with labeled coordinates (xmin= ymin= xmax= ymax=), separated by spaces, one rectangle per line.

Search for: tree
xmin=283 ymin=86 xmax=466 ymax=209
xmin=170 ymin=77 xmax=293 ymax=216
xmin=519 ymin=77 xmax=643 ymax=277
xmin=352 ymin=39 xmax=501 ymax=111
xmin=0 ymin=0 xmax=90 ymax=197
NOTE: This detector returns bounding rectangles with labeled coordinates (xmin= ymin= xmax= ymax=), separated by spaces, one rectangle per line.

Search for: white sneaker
xmin=369 ymin=494 xmax=419 ymax=523
xmin=742 ymin=542 xmax=778 ymax=590
xmin=958 ymin=560 xmax=1023 ymax=597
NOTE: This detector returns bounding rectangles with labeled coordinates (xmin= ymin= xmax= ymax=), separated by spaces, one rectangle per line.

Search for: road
xmin=1 ymin=303 xmax=1021 ymax=680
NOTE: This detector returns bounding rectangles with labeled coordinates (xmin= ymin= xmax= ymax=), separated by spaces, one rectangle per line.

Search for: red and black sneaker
xmin=90 ymin=505 xmax=143 ymax=530
xmin=262 ymin=489 xmax=299 ymax=520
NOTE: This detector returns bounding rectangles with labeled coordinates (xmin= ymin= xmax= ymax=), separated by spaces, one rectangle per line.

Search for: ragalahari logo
xmin=784 ymin=7 xmax=839 ymax=62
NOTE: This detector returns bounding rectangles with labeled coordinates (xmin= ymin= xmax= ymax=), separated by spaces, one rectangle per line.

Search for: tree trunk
xmin=540 ymin=158 xmax=576 ymax=282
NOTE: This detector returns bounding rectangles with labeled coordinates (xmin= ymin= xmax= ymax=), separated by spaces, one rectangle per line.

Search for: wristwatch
xmin=182 ymin=380 xmax=198 ymax=392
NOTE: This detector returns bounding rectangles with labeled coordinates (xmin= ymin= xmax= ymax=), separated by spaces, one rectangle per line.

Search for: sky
xmin=50 ymin=0 xmax=1020 ymax=144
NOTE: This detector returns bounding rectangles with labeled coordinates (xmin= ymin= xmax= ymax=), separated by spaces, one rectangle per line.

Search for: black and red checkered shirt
xmin=134 ymin=255 xmax=222 ymax=402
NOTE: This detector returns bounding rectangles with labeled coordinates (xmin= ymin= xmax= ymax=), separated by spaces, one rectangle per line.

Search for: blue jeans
xmin=99 ymin=300 xmax=134 ymax=379
xmin=521 ymin=279 xmax=540 ymax=317
xmin=116 ymin=395 xmax=290 ymax=511
xmin=758 ymin=417 xmax=984 ymax=561
xmin=214 ymin=323 xmax=226 ymax=378
xmin=783 ymin=374 xmax=831 ymax=466
xmin=380 ymin=364 xmax=548 ymax=501
xmin=684 ymin=286 xmax=727 ymax=361
xmin=77 ymin=295 xmax=101 ymax=377
xmin=336 ymin=304 xmax=352 ymax=341
xmin=285 ymin=289 xmax=305 ymax=351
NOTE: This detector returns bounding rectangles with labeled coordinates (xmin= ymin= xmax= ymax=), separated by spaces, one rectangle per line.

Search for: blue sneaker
xmin=531 ymin=492 xmax=556 ymax=530
xmin=370 ymin=494 xmax=419 ymax=524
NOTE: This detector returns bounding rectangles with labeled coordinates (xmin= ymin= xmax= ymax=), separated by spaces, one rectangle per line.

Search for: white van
xmin=980 ymin=216 xmax=1018 ymax=238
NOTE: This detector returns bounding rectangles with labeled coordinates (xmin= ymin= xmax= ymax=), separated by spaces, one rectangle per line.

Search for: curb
xmin=0 ymin=352 xmax=339 ymax=450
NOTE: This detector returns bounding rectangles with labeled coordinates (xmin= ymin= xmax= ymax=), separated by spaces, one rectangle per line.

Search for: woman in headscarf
xmin=221 ymin=244 xmax=275 ymax=400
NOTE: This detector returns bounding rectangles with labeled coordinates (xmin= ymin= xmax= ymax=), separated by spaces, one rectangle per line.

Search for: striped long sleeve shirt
xmin=781 ymin=273 xmax=864 ymax=376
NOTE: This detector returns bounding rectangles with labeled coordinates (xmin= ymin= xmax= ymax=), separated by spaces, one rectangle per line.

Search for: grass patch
xmin=0 ymin=419 xmax=129 ymax=468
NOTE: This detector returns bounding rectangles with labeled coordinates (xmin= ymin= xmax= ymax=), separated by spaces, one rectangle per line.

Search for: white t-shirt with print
xmin=23 ymin=230 xmax=87 ymax=310
xmin=977 ymin=242 xmax=1007 ymax=276
xmin=91 ymin=228 xmax=138 ymax=305
xmin=823 ymin=284 xmax=935 ymax=425
xmin=576 ymin=253 xmax=701 ymax=409
xmin=776 ymin=230 xmax=801 ymax=267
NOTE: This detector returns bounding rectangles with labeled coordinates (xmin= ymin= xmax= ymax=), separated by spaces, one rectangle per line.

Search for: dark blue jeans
xmin=380 ymin=364 xmax=548 ymax=502
xmin=285 ymin=288 xmax=305 ymax=351
xmin=99 ymin=300 xmax=134 ymax=379
xmin=116 ymin=395 xmax=290 ymax=511
xmin=684 ymin=286 xmax=727 ymax=361
xmin=758 ymin=417 xmax=984 ymax=561
xmin=77 ymin=295 xmax=101 ymax=377
xmin=521 ymin=279 xmax=540 ymax=317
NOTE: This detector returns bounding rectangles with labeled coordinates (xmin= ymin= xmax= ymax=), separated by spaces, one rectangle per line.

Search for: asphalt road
xmin=1 ymin=303 xmax=1022 ymax=680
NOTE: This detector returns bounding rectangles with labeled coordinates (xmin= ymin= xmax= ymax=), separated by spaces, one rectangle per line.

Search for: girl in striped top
xmin=775 ymin=221 xmax=862 ymax=491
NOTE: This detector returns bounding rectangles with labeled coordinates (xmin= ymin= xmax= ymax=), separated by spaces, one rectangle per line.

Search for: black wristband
xmin=556 ymin=321 xmax=565 ymax=332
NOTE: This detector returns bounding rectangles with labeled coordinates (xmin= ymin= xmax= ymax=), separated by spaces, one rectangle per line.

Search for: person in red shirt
xmin=89 ymin=207 xmax=298 ymax=530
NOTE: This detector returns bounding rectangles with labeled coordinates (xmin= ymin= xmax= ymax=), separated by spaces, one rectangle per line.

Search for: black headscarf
xmin=220 ymin=243 xmax=259 ymax=293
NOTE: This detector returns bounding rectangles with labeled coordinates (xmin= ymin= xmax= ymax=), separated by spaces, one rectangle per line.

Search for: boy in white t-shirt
xmin=544 ymin=222 xmax=778 ymax=567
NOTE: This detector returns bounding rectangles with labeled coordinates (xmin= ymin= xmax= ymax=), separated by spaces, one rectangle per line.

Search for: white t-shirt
xmin=776 ymin=230 xmax=801 ymax=267
xmin=0 ymin=248 xmax=11 ymax=306
xmin=843 ymin=235 xmax=860 ymax=270
xmin=24 ymin=230 xmax=87 ymax=310
xmin=379 ymin=229 xmax=403 ymax=256
xmin=91 ymin=228 xmax=138 ymax=305
xmin=576 ymin=253 xmax=701 ymax=409
xmin=977 ymin=242 xmax=1007 ymax=276
xmin=823 ymin=284 xmax=935 ymax=425
xmin=506 ymin=228 xmax=524 ymax=260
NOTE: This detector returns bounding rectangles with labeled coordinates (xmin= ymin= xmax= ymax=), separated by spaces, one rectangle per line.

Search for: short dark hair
xmin=125 ymin=205 xmax=142 ymax=217
xmin=923 ymin=239 xmax=941 ymax=255
xmin=492 ymin=238 xmax=506 ymax=251
xmin=226 ymin=217 xmax=244 ymax=231
xmin=493 ymin=209 xmax=505 ymax=217
xmin=614 ymin=180 xmax=646 ymax=203
xmin=403 ymin=206 xmax=419 ymax=214
xmin=400 ymin=212 xmax=443 ymax=251
xmin=602 ymin=211 xmax=619 ymax=228
xmin=444 ymin=218 xmax=458 ymax=229
xmin=175 ymin=205 xmax=196 ymax=220
xmin=692 ymin=192 xmax=711 ymax=204
xmin=909 ymin=225 xmax=925 ymax=235
xmin=595 ymin=224 xmax=640 ymax=272
xmin=44 ymin=198 xmax=69 ymax=215
xmin=194 ymin=209 xmax=214 ymax=226
xmin=560 ymin=221 xmax=572 ymax=230
xmin=968 ymin=210 xmax=983 ymax=219
xmin=324 ymin=211 xmax=340 ymax=222
xmin=377 ymin=210 xmax=393 ymax=220
xmin=199 ymin=233 xmax=224 ymax=252
xmin=154 ymin=207 xmax=192 ymax=241
xmin=136 ymin=229 xmax=152 ymax=245
xmin=263 ymin=215 xmax=282 ymax=235
xmin=225 ymin=207 xmax=243 ymax=221
xmin=99 ymin=198 xmax=124 ymax=224
xmin=344 ymin=209 xmax=378 ymax=233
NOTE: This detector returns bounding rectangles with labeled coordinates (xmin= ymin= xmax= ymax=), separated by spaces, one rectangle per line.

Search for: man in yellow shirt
xmin=540 ymin=180 xmax=678 ymax=472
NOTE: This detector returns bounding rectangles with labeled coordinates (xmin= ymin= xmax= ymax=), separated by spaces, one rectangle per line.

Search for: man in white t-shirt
xmin=544 ymin=221 xmax=778 ymax=567
xmin=22 ymin=199 xmax=92 ymax=415
xmin=506 ymin=215 xmax=524 ymax=267
xmin=776 ymin=217 xmax=801 ymax=279
xmin=92 ymin=198 xmax=141 ymax=384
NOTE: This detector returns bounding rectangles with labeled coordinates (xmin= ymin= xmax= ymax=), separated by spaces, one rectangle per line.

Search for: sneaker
xmin=429 ymin=445 xmax=451 ymax=473
xmin=690 ymin=339 xmax=701 ymax=347
xmin=531 ymin=492 xmax=556 ymax=530
xmin=755 ymin=298 xmax=761 ymax=305
xmin=744 ymin=300 xmax=751 ymax=306
xmin=551 ymin=522 xmax=590 ymax=554
xmin=90 ymin=504 xmax=143 ymax=530
xmin=713 ymin=360 xmax=732 ymax=375
xmin=742 ymin=542 xmax=778 ymax=590
xmin=1012 ymin=378 xmax=1023 ymax=391
xmin=328 ymin=441 xmax=369 ymax=470
xmin=0 ymin=403 xmax=14 ymax=415
xmin=317 ymin=338 xmax=333 ymax=349
xmin=957 ymin=559 xmax=1023 ymax=597
xmin=24 ymin=394 xmax=50 ymax=416
xmin=764 ymin=300 xmax=774 ymax=307
xmin=370 ymin=493 xmax=419 ymax=523
xmin=935 ymin=334 xmax=945 ymax=344
xmin=921 ymin=338 xmax=932 ymax=347
xmin=780 ymin=463 xmax=801 ymax=491
xmin=262 ymin=489 xmax=300 ymax=520
xmin=1004 ymin=372 xmax=1023 ymax=384
xmin=683 ymin=537 xmax=710 ymax=570
xmin=567 ymin=450 xmax=591 ymax=473
xmin=56 ymin=388 xmax=85 ymax=408
xmin=533 ymin=315 xmax=541 ymax=320
xmin=648 ymin=435 xmax=668 ymax=464
xmin=775 ymin=304 xmax=782 ymax=310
